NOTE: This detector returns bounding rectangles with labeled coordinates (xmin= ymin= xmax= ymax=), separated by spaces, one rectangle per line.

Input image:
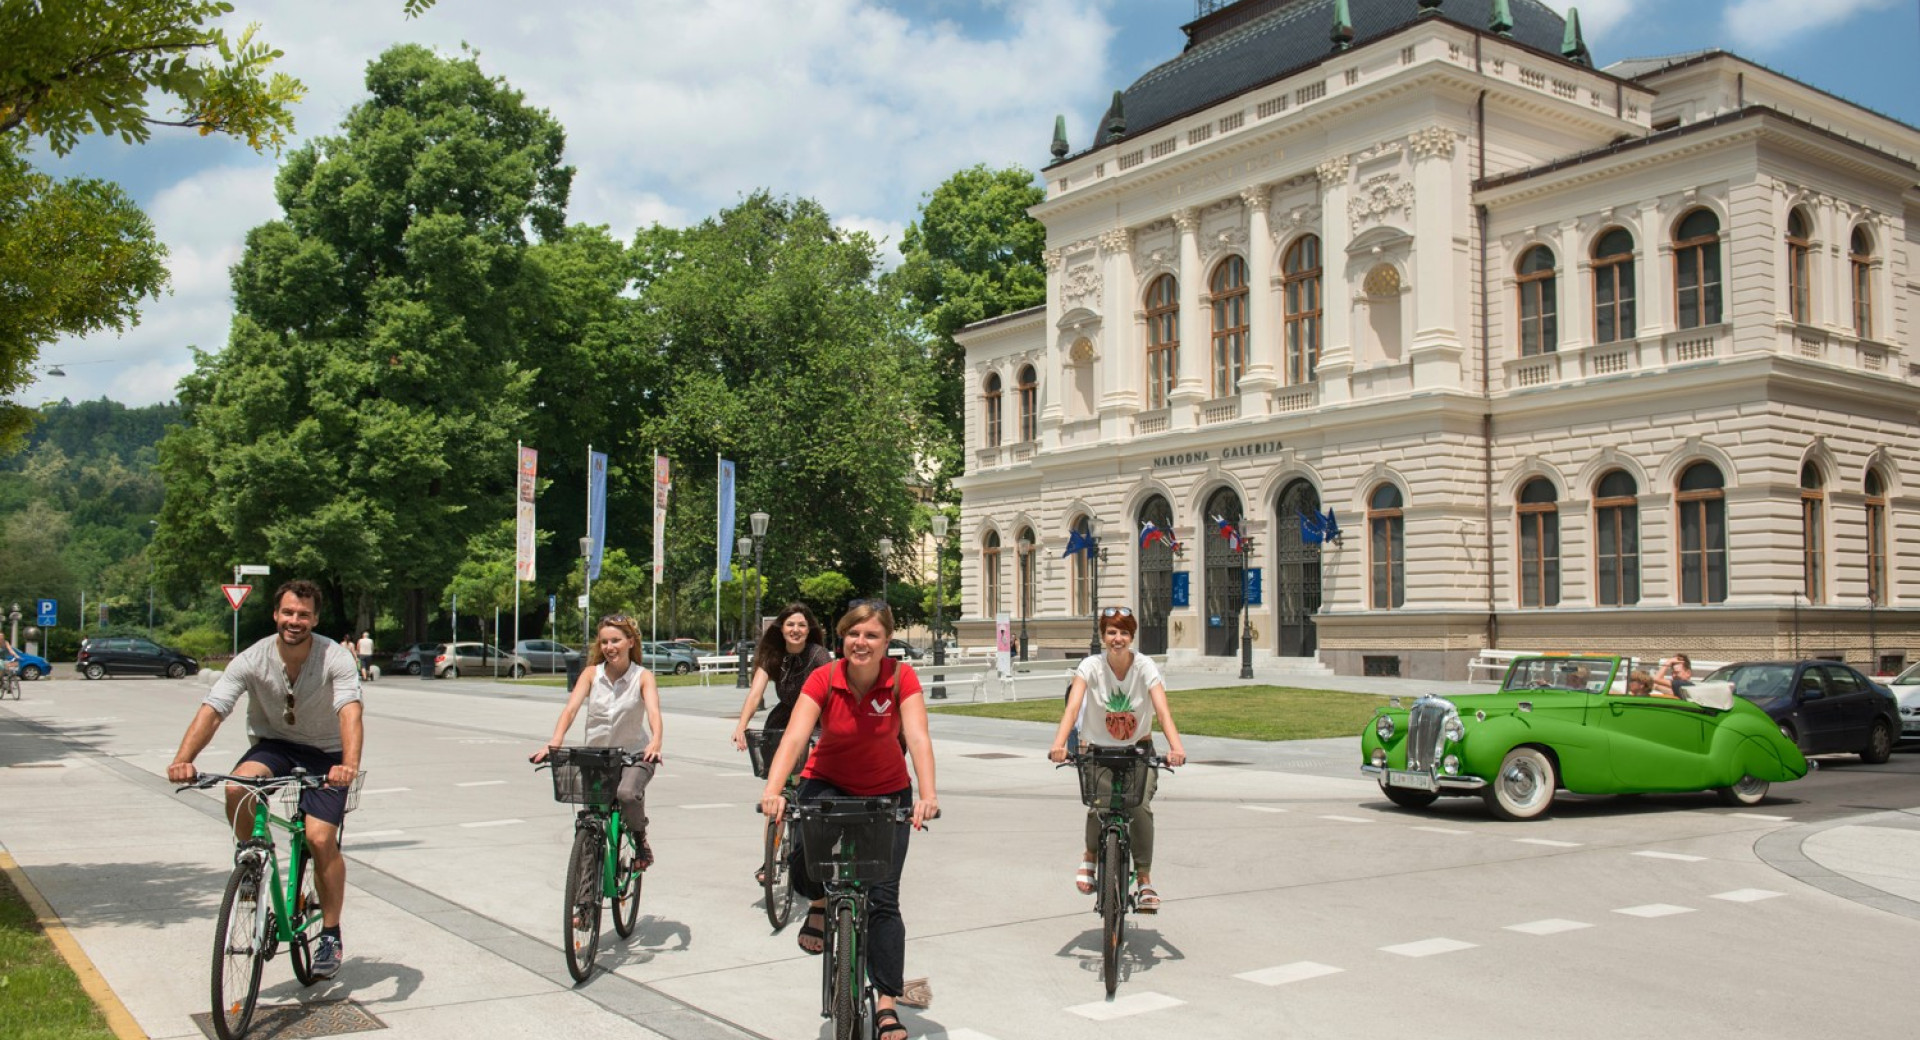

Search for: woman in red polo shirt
xmin=759 ymin=600 xmax=936 ymax=1040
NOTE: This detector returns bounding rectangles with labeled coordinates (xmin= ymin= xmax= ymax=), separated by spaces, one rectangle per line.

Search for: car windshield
xmin=1891 ymin=662 xmax=1920 ymax=685
xmin=1502 ymin=657 xmax=1614 ymax=693
xmin=1708 ymin=664 xmax=1796 ymax=700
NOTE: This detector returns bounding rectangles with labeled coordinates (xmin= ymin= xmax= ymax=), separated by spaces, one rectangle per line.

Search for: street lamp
xmin=7 ymin=603 xmax=20 ymax=650
xmin=1017 ymin=534 xmax=1033 ymax=661
xmin=1238 ymin=532 xmax=1257 ymax=680
xmin=750 ymin=509 xmax=770 ymax=639
xmin=878 ymin=536 xmax=894 ymax=608
xmin=1086 ymin=517 xmax=1104 ymax=657
xmin=736 ymin=535 xmax=754 ymax=688
xmin=147 ymin=519 xmax=158 ymax=637
xmin=930 ymin=515 xmax=949 ymax=697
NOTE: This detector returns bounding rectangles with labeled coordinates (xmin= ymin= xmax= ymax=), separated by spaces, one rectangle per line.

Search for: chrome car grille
xmin=1405 ymin=696 xmax=1455 ymax=772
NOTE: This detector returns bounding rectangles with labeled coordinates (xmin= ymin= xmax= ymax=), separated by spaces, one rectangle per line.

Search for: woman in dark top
xmin=731 ymin=603 xmax=831 ymax=749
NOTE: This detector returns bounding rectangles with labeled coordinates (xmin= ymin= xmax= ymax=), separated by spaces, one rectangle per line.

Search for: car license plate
xmin=1388 ymin=769 xmax=1436 ymax=791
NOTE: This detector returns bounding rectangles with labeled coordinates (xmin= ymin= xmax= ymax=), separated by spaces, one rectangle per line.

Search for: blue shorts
xmin=236 ymin=739 xmax=350 ymax=828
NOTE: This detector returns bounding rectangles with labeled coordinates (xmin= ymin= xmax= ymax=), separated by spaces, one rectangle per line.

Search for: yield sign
xmin=222 ymin=584 xmax=253 ymax=611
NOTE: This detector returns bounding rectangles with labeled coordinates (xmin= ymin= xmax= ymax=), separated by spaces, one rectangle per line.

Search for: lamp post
xmin=735 ymin=535 xmax=753 ymax=688
xmin=1017 ymin=535 xmax=1032 ymax=661
xmin=1238 ymin=534 xmax=1257 ymax=680
xmin=147 ymin=519 xmax=158 ymax=637
xmin=8 ymin=603 xmax=20 ymax=650
xmin=930 ymin=515 xmax=949 ymax=697
xmin=1086 ymin=518 xmax=1103 ymax=657
xmin=749 ymin=509 xmax=770 ymax=643
xmin=878 ymin=536 xmax=893 ymax=609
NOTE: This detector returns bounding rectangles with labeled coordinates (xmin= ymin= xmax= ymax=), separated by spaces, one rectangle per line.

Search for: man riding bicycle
xmin=167 ymin=579 xmax=364 ymax=979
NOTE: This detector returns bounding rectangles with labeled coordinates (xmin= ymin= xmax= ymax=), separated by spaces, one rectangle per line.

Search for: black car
xmin=76 ymin=636 xmax=200 ymax=679
xmin=1706 ymin=660 xmax=1899 ymax=762
xmin=887 ymin=638 xmax=925 ymax=660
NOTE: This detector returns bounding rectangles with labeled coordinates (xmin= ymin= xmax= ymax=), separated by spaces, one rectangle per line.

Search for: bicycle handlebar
xmin=175 ymin=768 xmax=340 ymax=792
xmin=530 ymin=747 xmax=654 ymax=770
xmin=1055 ymin=749 xmax=1176 ymax=772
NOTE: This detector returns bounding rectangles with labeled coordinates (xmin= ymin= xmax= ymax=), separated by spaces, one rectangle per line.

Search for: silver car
xmin=432 ymin=642 xmax=532 ymax=679
xmin=514 ymin=639 xmax=580 ymax=674
xmin=1890 ymin=661 xmax=1920 ymax=740
xmin=641 ymin=641 xmax=698 ymax=675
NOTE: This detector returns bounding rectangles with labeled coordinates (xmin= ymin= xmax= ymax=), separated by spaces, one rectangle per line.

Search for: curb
xmin=0 ymin=851 xmax=148 ymax=1040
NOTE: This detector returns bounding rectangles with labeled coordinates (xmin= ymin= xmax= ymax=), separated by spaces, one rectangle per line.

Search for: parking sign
xmin=36 ymin=599 xmax=56 ymax=626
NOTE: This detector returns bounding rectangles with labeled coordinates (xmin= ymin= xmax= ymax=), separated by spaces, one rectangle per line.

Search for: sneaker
xmin=311 ymin=934 xmax=343 ymax=978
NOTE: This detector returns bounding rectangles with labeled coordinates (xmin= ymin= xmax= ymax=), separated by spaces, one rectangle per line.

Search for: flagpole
xmin=650 ymin=447 xmax=658 ymax=647
xmin=584 ymin=443 xmax=593 ymax=644
xmin=713 ymin=451 xmax=721 ymax=669
xmin=513 ymin=440 xmax=522 ymax=677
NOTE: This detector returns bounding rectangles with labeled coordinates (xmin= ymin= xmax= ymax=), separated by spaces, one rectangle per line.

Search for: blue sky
xmin=25 ymin=0 xmax=1920 ymax=407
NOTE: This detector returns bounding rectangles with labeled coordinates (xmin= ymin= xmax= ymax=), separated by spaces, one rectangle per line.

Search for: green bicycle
xmin=744 ymin=727 xmax=812 ymax=930
xmin=539 ymin=746 xmax=648 ymax=982
xmin=1063 ymin=744 xmax=1172 ymax=997
xmin=180 ymin=769 xmax=364 ymax=1040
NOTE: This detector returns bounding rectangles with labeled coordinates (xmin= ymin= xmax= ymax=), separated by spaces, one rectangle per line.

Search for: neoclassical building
xmin=953 ymin=0 xmax=1920 ymax=679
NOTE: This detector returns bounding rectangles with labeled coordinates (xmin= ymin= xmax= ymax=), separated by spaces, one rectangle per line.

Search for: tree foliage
xmin=0 ymin=1 xmax=304 ymax=155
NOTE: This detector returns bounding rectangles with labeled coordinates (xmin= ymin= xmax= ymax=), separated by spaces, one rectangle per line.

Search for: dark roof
xmin=1085 ymin=0 xmax=1570 ymax=153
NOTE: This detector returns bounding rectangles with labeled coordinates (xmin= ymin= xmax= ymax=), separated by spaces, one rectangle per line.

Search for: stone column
xmin=1170 ymin=207 xmax=1207 ymax=427
xmin=1640 ymin=200 xmax=1670 ymax=339
xmin=1240 ymin=184 xmax=1280 ymax=406
xmin=1098 ymin=227 xmax=1136 ymax=442
xmin=1314 ymin=156 xmax=1355 ymax=405
xmin=1407 ymin=128 xmax=1463 ymax=392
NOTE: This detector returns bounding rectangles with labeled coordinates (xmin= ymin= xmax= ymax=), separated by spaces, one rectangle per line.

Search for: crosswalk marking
xmin=1505 ymin=918 xmax=1592 ymax=935
xmin=1614 ymin=903 xmax=1693 ymax=918
xmin=1235 ymin=961 xmax=1344 ymax=986
xmin=1381 ymin=937 xmax=1476 ymax=957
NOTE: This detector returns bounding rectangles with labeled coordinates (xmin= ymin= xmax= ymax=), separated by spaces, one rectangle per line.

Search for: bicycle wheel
xmin=611 ymin=830 xmax=643 ymax=938
xmin=287 ymin=851 xmax=323 ymax=986
xmin=761 ymin=815 xmax=794 ymax=930
xmin=1101 ymin=830 xmax=1125 ymax=997
xmin=211 ymin=860 xmax=266 ymax=1040
xmin=829 ymin=903 xmax=859 ymax=1040
xmin=563 ymin=827 xmax=604 ymax=982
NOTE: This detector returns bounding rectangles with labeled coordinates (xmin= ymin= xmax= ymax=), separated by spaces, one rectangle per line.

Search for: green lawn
xmin=931 ymin=685 xmax=1391 ymax=742
xmin=0 ymin=871 xmax=115 ymax=1040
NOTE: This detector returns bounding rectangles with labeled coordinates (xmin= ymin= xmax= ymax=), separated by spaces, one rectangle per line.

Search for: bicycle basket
xmin=798 ymin=797 xmax=901 ymax=884
xmin=744 ymin=728 xmax=812 ymax=781
xmin=269 ymin=770 xmax=367 ymax=816
xmin=547 ymin=746 xmax=625 ymax=805
xmin=1076 ymin=749 xmax=1151 ymax=811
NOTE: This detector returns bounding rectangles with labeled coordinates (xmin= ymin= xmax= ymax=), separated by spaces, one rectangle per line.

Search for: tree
xmin=156 ymin=44 xmax=577 ymax=639
xmin=887 ymin=164 xmax=1047 ymax=482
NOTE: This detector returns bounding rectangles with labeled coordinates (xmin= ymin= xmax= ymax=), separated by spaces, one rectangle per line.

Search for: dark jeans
xmin=787 ymin=779 xmax=912 ymax=998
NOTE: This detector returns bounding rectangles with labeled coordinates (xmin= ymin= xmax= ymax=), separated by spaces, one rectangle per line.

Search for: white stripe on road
xmin=1726 ymin=813 xmax=1791 ymax=821
xmin=351 ymin=830 xmax=405 ymax=840
xmin=1413 ymin=826 xmax=1471 ymax=835
xmin=1235 ymin=961 xmax=1344 ymax=986
xmin=1632 ymin=850 xmax=1707 ymax=862
xmin=681 ymin=803 xmax=732 ymax=810
xmin=1505 ymin=918 xmax=1592 ymax=935
xmin=1381 ymin=938 xmax=1477 ymax=957
xmin=1319 ymin=815 xmax=1375 ymax=824
xmin=459 ymin=818 xmax=526 ymax=829
xmin=362 ymin=787 xmax=411 ymax=795
xmin=1066 ymin=992 xmax=1184 ymax=1021
xmin=1514 ymin=838 xmax=1582 ymax=848
xmin=1614 ymin=903 xmax=1694 ymax=918
xmin=714 ymin=772 xmax=755 ymax=778
xmin=1712 ymin=889 xmax=1784 ymax=903
xmin=1237 ymin=805 xmax=1288 ymax=813
xmin=456 ymin=780 xmax=508 ymax=788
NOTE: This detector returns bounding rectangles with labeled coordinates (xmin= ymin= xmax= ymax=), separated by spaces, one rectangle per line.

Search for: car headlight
xmin=1371 ymin=748 xmax=1387 ymax=767
xmin=1375 ymin=715 xmax=1395 ymax=741
xmin=1443 ymin=715 xmax=1465 ymax=742
xmin=1443 ymin=755 xmax=1461 ymax=775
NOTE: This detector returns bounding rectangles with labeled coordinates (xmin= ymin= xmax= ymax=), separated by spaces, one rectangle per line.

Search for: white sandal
xmin=1135 ymin=884 xmax=1161 ymax=913
xmin=1074 ymin=857 xmax=1096 ymax=895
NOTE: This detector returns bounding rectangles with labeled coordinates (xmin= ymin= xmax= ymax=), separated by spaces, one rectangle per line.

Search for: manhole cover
xmin=961 ymin=752 xmax=1022 ymax=760
xmin=192 ymin=1000 xmax=385 ymax=1040
xmin=1189 ymin=760 xmax=1249 ymax=766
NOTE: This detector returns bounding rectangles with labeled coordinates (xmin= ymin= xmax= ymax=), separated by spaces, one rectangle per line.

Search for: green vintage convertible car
xmin=1360 ymin=655 xmax=1810 ymax=820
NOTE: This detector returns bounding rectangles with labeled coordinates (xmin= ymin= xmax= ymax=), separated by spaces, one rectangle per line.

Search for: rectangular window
xmin=1594 ymin=503 xmax=1640 ymax=606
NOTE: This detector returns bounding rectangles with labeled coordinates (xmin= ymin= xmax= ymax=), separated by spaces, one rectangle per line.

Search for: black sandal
xmin=796 ymin=904 xmax=826 ymax=955
xmin=874 ymin=1007 xmax=907 ymax=1040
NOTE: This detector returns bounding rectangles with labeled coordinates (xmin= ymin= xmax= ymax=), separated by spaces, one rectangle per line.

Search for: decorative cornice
xmin=1408 ymin=126 xmax=1458 ymax=160
xmin=1349 ymin=173 xmax=1415 ymax=232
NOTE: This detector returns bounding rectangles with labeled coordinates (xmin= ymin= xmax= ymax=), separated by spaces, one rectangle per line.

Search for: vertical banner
xmin=716 ymin=458 xmax=737 ymax=582
xmin=652 ymin=455 xmax=670 ymax=585
xmin=515 ymin=445 xmax=538 ymax=581
xmin=587 ymin=451 xmax=608 ymax=581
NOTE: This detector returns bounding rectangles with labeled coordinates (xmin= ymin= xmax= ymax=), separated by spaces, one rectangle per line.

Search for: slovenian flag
xmin=1140 ymin=520 xmax=1179 ymax=551
xmin=1212 ymin=514 xmax=1247 ymax=552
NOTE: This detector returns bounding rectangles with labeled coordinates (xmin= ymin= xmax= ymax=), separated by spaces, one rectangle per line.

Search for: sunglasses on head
xmin=849 ymin=599 xmax=890 ymax=612
xmin=1099 ymin=607 xmax=1134 ymax=618
xmin=598 ymin=614 xmax=634 ymax=628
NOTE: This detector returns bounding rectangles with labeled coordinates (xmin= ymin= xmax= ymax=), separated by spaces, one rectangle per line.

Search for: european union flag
xmin=1063 ymin=527 xmax=1095 ymax=557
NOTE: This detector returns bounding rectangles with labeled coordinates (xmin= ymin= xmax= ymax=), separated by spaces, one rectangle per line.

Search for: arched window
xmin=1517 ymin=245 xmax=1558 ymax=355
xmin=1674 ymin=209 xmax=1723 ymax=329
xmin=1676 ymin=461 xmax=1727 ymax=604
xmin=1016 ymin=527 xmax=1036 ymax=621
xmin=1517 ymin=478 xmax=1560 ymax=608
xmin=981 ymin=531 xmax=1002 ymax=616
xmin=1801 ymin=462 xmax=1825 ymax=604
xmin=982 ymin=372 xmax=1002 ymax=447
xmin=1368 ymin=484 xmax=1405 ymax=609
xmin=1867 ymin=468 xmax=1888 ymax=606
xmin=1594 ymin=469 xmax=1640 ymax=606
xmin=1210 ymin=256 xmax=1249 ymax=398
xmin=1283 ymin=236 xmax=1321 ymax=385
xmin=1851 ymin=226 xmax=1874 ymax=340
xmin=1786 ymin=208 xmax=1812 ymax=324
xmin=1015 ymin=365 xmax=1037 ymax=442
xmin=1592 ymin=228 xmax=1636 ymax=344
xmin=1070 ymin=515 xmax=1095 ymax=615
xmin=1145 ymin=275 xmax=1178 ymax=409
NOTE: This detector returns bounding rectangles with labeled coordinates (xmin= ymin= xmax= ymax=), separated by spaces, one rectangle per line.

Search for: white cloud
xmin=41 ymin=0 xmax=1116 ymax=404
xmin=1722 ymin=0 xmax=1902 ymax=51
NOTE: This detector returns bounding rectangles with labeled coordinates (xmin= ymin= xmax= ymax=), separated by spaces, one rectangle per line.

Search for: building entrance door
xmin=1136 ymin=496 xmax=1175 ymax=656
xmin=1273 ymin=479 xmax=1322 ymax=657
xmin=1202 ymin=488 xmax=1244 ymax=657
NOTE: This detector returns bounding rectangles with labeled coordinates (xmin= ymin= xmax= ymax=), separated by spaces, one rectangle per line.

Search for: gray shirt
xmin=205 ymin=634 xmax=363 ymax=752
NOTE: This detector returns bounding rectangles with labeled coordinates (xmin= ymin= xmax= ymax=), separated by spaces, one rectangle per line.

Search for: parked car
xmin=1361 ymin=654 xmax=1809 ymax=820
xmin=75 ymin=636 xmax=201 ymax=680
xmin=389 ymin=641 xmax=443 ymax=676
xmin=2 ymin=647 xmax=51 ymax=680
xmin=432 ymin=642 xmax=531 ymax=679
xmin=1705 ymin=660 xmax=1899 ymax=762
xmin=514 ymin=639 xmax=581 ymax=673
xmin=641 ymin=642 xmax=698 ymax=675
xmin=887 ymin=638 xmax=924 ymax=660
xmin=1889 ymin=661 xmax=1920 ymax=741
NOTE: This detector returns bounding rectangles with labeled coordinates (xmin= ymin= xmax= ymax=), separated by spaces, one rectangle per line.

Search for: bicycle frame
xmin=574 ymin=802 xmax=635 ymax=901
xmin=199 ymin=775 xmax=324 ymax=951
